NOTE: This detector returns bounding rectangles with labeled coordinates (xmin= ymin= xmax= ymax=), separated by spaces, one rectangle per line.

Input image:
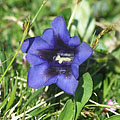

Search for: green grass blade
xmin=20 ymin=88 xmax=44 ymax=113
xmin=5 ymin=77 xmax=18 ymax=112
xmin=29 ymin=103 xmax=58 ymax=117
xmin=0 ymin=93 xmax=10 ymax=110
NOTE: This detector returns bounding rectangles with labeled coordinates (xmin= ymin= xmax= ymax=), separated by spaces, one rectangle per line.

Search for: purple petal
xmin=26 ymin=53 xmax=47 ymax=66
xmin=51 ymin=16 xmax=70 ymax=45
xmin=27 ymin=63 xmax=50 ymax=89
xmin=56 ymin=73 xmax=78 ymax=95
xmin=21 ymin=36 xmax=53 ymax=53
xmin=71 ymin=63 xmax=79 ymax=79
xmin=42 ymin=28 xmax=56 ymax=47
xmin=68 ymin=36 xmax=80 ymax=47
xmin=73 ymin=42 xmax=93 ymax=65
xmin=21 ymin=37 xmax=34 ymax=53
xmin=44 ymin=75 xmax=58 ymax=86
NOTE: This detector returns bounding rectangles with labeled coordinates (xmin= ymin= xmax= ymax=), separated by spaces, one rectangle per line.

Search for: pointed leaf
xmin=58 ymin=99 xmax=74 ymax=120
xmin=75 ymin=72 xmax=93 ymax=119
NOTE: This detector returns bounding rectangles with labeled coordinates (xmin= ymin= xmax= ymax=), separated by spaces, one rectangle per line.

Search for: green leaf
xmin=105 ymin=115 xmax=120 ymax=120
xmin=72 ymin=0 xmax=95 ymax=40
xmin=75 ymin=72 xmax=93 ymax=120
xmin=57 ymin=99 xmax=74 ymax=120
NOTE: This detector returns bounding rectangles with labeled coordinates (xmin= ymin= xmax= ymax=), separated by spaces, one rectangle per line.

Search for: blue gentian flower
xmin=21 ymin=16 xmax=93 ymax=95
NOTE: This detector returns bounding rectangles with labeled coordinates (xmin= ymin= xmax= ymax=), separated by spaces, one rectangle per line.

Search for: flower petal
xmin=73 ymin=42 xmax=93 ymax=65
xmin=21 ymin=36 xmax=53 ymax=53
xmin=56 ymin=73 xmax=78 ymax=95
xmin=44 ymin=75 xmax=58 ymax=86
xmin=51 ymin=16 xmax=70 ymax=44
xmin=42 ymin=28 xmax=56 ymax=47
xmin=68 ymin=36 xmax=80 ymax=47
xmin=26 ymin=53 xmax=47 ymax=66
xmin=71 ymin=63 xmax=79 ymax=79
xmin=27 ymin=63 xmax=50 ymax=89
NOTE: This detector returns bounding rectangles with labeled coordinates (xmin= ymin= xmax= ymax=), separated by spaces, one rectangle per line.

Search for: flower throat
xmin=54 ymin=52 xmax=74 ymax=64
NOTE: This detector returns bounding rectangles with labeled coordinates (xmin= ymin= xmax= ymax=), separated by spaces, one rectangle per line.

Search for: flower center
xmin=38 ymin=48 xmax=75 ymax=65
xmin=55 ymin=55 xmax=72 ymax=64
xmin=54 ymin=51 xmax=74 ymax=64
xmin=39 ymin=49 xmax=75 ymax=75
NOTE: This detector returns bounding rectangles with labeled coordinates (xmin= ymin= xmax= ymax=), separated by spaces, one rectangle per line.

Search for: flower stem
xmin=0 ymin=0 xmax=47 ymax=82
xmin=31 ymin=0 xmax=48 ymax=25
xmin=0 ymin=22 xmax=30 ymax=83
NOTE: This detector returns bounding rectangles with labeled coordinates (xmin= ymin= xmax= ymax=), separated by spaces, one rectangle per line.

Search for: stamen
xmin=55 ymin=55 xmax=72 ymax=64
